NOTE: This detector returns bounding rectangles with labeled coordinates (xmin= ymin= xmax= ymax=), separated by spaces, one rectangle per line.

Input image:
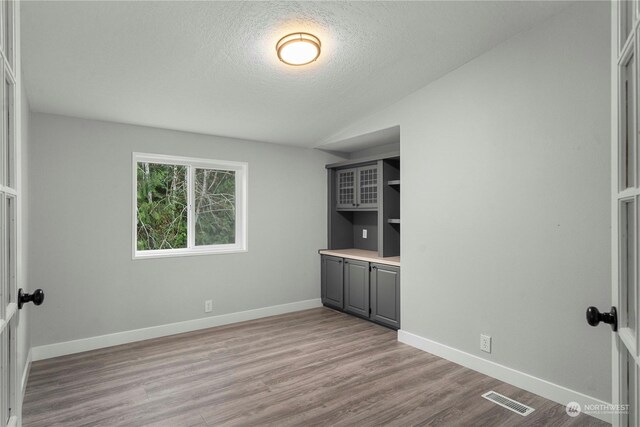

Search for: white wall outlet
xmin=480 ymin=334 xmax=491 ymax=353
xmin=204 ymin=300 xmax=213 ymax=313
xmin=362 ymin=229 xmax=368 ymax=239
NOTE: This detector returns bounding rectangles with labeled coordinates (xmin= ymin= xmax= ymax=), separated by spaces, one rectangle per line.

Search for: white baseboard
xmin=21 ymin=348 xmax=32 ymax=399
xmin=32 ymin=298 xmax=322 ymax=361
xmin=398 ymin=330 xmax=611 ymax=424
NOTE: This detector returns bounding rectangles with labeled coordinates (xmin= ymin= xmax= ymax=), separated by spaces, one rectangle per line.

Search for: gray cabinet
xmin=370 ymin=263 xmax=400 ymax=328
xmin=320 ymin=254 xmax=400 ymax=329
xmin=357 ymin=165 xmax=379 ymax=209
xmin=321 ymin=255 xmax=343 ymax=309
xmin=344 ymin=259 xmax=370 ymax=317
xmin=336 ymin=168 xmax=357 ymax=209
xmin=335 ymin=165 xmax=378 ymax=210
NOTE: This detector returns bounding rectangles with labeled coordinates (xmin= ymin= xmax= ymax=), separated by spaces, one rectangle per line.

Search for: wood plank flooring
xmin=23 ymin=308 xmax=607 ymax=426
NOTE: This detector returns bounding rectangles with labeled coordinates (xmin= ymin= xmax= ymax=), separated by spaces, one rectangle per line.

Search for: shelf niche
xmin=330 ymin=210 xmax=378 ymax=252
xmin=379 ymin=158 xmax=400 ymax=257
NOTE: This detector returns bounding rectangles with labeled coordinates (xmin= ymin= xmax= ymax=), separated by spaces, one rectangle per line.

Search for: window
xmin=133 ymin=153 xmax=247 ymax=258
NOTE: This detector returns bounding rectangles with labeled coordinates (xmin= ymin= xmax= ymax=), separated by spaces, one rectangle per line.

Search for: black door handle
xmin=18 ymin=288 xmax=45 ymax=309
xmin=586 ymin=306 xmax=617 ymax=331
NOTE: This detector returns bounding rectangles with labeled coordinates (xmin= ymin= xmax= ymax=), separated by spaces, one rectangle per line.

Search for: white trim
xmin=12 ymin=0 xmax=23 ymax=425
xmin=132 ymin=152 xmax=248 ymax=259
xmin=133 ymin=246 xmax=247 ymax=260
xmin=612 ymin=2 xmax=623 ymax=427
xmin=20 ymin=348 xmax=31 ymax=400
xmin=32 ymin=298 xmax=322 ymax=361
xmin=188 ymin=162 xmax=195 ymax=249
xmin=0 ymin=302 xmax=16 ymax=334
xmin=398 ymin=330 xmax=612 ymax=424
xmin=133 ymin=152 xmax=248 ymax=170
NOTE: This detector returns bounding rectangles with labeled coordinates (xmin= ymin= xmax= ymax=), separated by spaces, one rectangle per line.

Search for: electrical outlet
xmin=480 ymin=334 xmax=491 ymax=353
xmin=204 ymin=300 xmax=213 ymax=313
xmin=362 ymin=229 xmax=368 ymax=239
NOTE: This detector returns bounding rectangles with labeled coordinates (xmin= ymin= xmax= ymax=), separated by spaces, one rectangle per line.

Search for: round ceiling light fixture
xmin=276 ymin=32 xmax=321 ymax=66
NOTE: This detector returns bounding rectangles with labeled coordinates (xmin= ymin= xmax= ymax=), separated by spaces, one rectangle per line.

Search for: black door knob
xmin=586 ymin=306 xmax=617 ymax=331
xmin=18 ymin=288 xmax=45 ymax=309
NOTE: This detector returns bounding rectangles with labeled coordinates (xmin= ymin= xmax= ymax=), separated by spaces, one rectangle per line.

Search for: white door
xmin=612 ymin=2 xmax=640 ymax=426
xmin=0 ymin=0 xmax=18 ymax=426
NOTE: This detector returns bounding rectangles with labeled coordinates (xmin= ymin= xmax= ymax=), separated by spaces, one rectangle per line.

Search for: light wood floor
xmin=23 ymin=308 xmax=607 ymax=426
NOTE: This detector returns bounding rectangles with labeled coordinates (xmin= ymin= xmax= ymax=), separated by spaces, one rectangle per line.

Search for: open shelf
xmin=330 ymin=210 xmax=379 ymax=252
xmin=380 ymin=158 xmax=400 ymax=257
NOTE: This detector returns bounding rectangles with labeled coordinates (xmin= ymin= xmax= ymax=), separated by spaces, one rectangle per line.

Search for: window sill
xmin=133 ymin=246 xmax=247 ymax=260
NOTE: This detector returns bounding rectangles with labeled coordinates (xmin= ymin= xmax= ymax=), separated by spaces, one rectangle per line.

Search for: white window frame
xmin=132 ymin=152 xmax=248 ymax=259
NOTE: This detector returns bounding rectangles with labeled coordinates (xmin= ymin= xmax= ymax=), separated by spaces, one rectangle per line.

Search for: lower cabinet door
xmin=344 ymin=259 xmax=370 ymax=317
xmin=321 ymin=255 xmax=344 ymax=309
xmin=370 ymin=263 xmax=400 ymax=328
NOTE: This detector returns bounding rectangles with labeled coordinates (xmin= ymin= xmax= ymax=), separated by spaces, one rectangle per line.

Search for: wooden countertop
xmin=318 ymin=249 xmax=400 ymax=267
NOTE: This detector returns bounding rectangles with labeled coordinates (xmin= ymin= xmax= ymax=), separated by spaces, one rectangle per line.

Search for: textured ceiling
xmin=22 ymin=1 xmax=572 ymax=148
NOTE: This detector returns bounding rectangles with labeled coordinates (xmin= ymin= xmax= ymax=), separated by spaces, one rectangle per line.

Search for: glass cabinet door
xmin=336 ymin=168 xmax=357 ymax=209
xmin=335 ymin=165 xmax=379 ymax=210
xmin=357 ymin=165 xmax=378 ymax=209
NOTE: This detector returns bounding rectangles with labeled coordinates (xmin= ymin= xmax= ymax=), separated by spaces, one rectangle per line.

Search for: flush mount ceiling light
xmin=276 ymin=32 xmax=321 ymax=66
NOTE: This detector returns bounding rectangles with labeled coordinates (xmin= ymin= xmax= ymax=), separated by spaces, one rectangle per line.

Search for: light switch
xmin=363 ymin=229 xmax=367 ymax=239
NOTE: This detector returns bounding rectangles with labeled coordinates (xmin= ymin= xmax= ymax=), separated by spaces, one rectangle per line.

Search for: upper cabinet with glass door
xmin=335 ymin=164 xmax=379 ymax=210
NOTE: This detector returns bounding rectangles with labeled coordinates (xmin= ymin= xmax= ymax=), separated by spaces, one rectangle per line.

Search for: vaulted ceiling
xmin=22 ymin=1 xmax=572 ymax=147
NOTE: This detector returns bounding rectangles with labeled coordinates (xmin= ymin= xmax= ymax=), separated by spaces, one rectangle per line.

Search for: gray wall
xmin=319 ymin=2 xmax=611 ymax=401
xmin=17 ymin=81 xmax=30 ymax=387
xmin=29 ymin=113 xmax=337 ymax=346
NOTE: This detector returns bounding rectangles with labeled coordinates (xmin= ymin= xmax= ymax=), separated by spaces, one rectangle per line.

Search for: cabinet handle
xmin=338 ymin=260 xmax=342 ymax=264
xmin=345 ymin=260 xmax=349 ymax=264
xmin=372 ymin=266 xmax=377 ymax=270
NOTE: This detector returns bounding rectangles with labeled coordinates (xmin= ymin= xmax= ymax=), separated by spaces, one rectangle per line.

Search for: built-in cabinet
xmin=328 ymin=155 xmax=400 ymax=257
xmin=336 ymin=165 xmax=379 ymax=210
xmin=323 ymin=150 xmax=400 ymax=328
xmin=321 ymin=254 xmax=400 ymax=329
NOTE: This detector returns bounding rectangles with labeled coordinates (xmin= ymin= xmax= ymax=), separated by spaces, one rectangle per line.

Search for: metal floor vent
xmin=482 ymin=391 xmax=535 ymax=416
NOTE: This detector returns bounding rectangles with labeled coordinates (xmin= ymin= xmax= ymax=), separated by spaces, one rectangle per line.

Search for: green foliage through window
xmin=136 ymin=160 xmax=239 ymax=253
xmin=137 ymin=163 xmax=188 ymax=250
xmin=195 ymin=169 xmax=236 ymax=246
